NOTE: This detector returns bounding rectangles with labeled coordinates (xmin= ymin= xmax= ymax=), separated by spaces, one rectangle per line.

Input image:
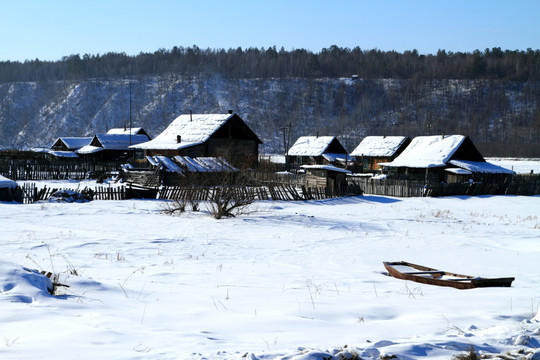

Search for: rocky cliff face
xmin=1 ymin=75 xmax=538 ymax=156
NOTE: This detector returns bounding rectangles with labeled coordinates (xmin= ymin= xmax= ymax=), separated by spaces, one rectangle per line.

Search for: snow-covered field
xmin=1 ymin=186 xmax=540 ymax=360
xmin=486 ymin=158 xmax=540 ymax=175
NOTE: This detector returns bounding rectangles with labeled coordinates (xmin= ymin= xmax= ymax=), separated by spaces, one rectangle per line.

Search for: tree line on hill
xmin=1 ymin=45 xmax=540 ymax=82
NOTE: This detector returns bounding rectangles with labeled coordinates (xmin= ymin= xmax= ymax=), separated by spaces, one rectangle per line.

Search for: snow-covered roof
xmin=51 ymin=137 xmax=92 ymax=151
xmin=174 ymin=156 xmax=237 ymax=173
xmin=445 ymin=168 xmax=473 ymax=175
xmin=97 ymin=134 xmax=150 ymax=150
xmin=382 ymin=135 xmax=466 ymax=168
xmin=76 ymin=145 xmax=103 ymax=154
xmin=189 ymin=157 xmax=237 ymax=172
xmin=301 ymin=164 xmax=352 ymax=174
xmin=288 ymin=136 xmax=339 ymax=157
xmin=131 ymin=113 xmax=234 ymax=150
xmin=77 ymin=134 xmax=150 ymax=154
xmin=154 ymin=156 xmax=185 ymax=173
xmin=350 ymin=136 xmax=409 ymax=157
xmin=449 ymin=160 xmax=516 ymax=174
xmin=48 ymin=150 xmax=79 ymax=158
xmin=322 ymin=153 xmax=351 ymax=163
xmin=0 ymin=175 xmax=17 ymax=188
xmin=106 ymin=127 xmax=145 ymax=136
xmin=148 ymin=156 xmax=237 ymax=174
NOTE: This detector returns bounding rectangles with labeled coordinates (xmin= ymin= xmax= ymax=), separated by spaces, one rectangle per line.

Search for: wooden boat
xmin=126 ymin=184 xmax=159 ymax=199
xmin=383 ymin=261 xmax=514 ymax=290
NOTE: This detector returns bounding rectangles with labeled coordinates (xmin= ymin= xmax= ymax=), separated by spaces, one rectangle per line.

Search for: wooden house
xmin=76 ymin=133 xmax=151 ymax=162
xmin=287 ymin=136 xmax=349 ymax=169
xmin=381 ymin=135 xmax=514 ymax=182
xmin=350 ymin=136 xmax=410 ymax=172
xmin=49 ymin=137 xmax=93 ymax=158
xmin=130 ymin=112 xmax=262 ymax=168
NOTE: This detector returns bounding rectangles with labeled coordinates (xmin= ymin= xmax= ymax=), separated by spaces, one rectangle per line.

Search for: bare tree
xmin=207 ymin=184 xmax=255 ymax=219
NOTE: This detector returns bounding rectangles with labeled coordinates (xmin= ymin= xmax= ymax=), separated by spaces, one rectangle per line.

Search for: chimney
xmin=177 ymin=135 xmax=181 ymax=143
xmin=124 ymin=125 xmax=127 ymax=131
xmin=316 ymin=131 xmax=319 ymax=138
xmin=190 ymin=110 xmax=192 ymax=122
xmin=228 ymin=109 xmax=233 ymax=114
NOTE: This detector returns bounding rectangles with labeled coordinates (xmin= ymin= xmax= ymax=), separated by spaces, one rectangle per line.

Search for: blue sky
xmin=1 ymin=0 xmax=539 ymax=62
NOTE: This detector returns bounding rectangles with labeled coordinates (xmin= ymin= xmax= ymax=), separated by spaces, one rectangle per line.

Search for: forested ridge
xmin=2 ymin=46 xmax=540 ymax=82
xmin=0 ymin=46 xmax=539 ymax=157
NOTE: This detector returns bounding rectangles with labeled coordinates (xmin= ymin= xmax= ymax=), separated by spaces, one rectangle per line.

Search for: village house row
xmin=40 ymin=111 xmax=515 ymax=188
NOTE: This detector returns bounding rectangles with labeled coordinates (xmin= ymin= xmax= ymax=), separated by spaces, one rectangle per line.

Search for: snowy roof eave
xmin=130 ymin=140 xmax=202 ymax=150
xmin=301 ymin=164 xmax=352 ymax=174
xmin=449 ymin=160 xmax=516 ymax=174
xmin=380 ymin=161 xmax=447 ymax=168
xmin=48 ymin=150 xmax=79 ymax=158
xmin=322 ymin=153 xmax=351 ymax=162
xmin=445 ymin=168 xmax=473 ymax=175
xmin=76 ymin=145 xmax=103 ymax=154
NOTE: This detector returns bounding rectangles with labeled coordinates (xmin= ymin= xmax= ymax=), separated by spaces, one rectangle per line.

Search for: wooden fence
xmin=350 ymin=178 xmax=426 ymax=197
xmin=352 ymin=175 xmax=540 ymax=197
xmin=6 ymin=174 xmax=539 ymax=204
xmin=18 ymin=183 xmax=128 ymax=204
xmin=14 ymin=183 xmax=355 ymax=204
xmin=0 ymin=161 xmax=122 ymax=181
xmin=156 ymin=183 xmax=358 ymax=201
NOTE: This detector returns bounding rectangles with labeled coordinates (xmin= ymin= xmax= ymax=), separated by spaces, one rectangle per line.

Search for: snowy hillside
xmin=1 ymin=188 xmax=540 ymax=359
xmin=0 ymin=76 xmax=538 ymax=156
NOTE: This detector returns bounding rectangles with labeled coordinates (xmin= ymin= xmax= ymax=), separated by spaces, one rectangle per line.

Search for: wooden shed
xmin=301 ymin=164 xmax=352 ymax=196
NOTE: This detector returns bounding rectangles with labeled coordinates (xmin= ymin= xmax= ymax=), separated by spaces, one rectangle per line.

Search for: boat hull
xmin=383 ymin=261 xmax=514 ymax=290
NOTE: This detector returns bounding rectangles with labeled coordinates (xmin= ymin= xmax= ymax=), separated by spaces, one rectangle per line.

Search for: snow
xmin=1 ymin=182 xmax=540 ymax=360
xmin=448 ymin=160 xmax=515 ymax=174
xmin=383 ymin=135 xmax=466 ymax=168
xmin=47 ymin=150 xmax=80 ymax=158
xmin=301 ymin=164 xmax=352 ymax=174
xmin=322 ymin=153 xmax=351 ymax=163
xmin=0 ymin=175 xmax=18 ymax=188
xmin=445 ymin=168 xmax=472 ymax=175
xmin=149 ymin=156 xmax=238 ymax=173
xmin=487 ymin=158 xmax=540 ymax=175
xmin=51 ymin=137 xmax=93 ymax=150
xmin=77 ymin=134 xmax=150 ymax=153
xmin=106 ymin=127 xmax=145 ymax=136
xmin=76 ymin=145 xmax=103 ymax=154
xmin=131 ymin=113 xmax=233 ymax=150
xmin=288 ymin=136 xmax=339 ymax=157
xmin=153 ymin=155 xmax=185 ymax=174
xmin=350 ymin=136 xmax=409 ymax=157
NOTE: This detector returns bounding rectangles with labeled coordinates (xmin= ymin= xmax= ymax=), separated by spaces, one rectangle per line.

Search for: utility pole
xmin=129 ymin=82 xmax=132 ymax=146
xmin=280 ymin=122 xmax=293 ymax=171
